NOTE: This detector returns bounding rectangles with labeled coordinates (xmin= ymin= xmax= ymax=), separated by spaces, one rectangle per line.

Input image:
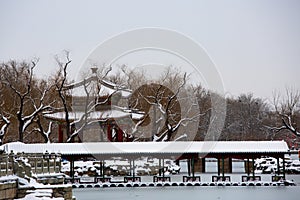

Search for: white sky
xmin=0 ymin=0 xmax=299 ymax=101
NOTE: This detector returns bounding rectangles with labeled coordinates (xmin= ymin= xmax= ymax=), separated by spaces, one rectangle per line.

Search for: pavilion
xmin=44 ymin=68 xmax=144 ymax=143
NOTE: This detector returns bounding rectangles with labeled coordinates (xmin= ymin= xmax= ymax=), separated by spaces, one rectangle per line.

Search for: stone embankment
xmin=0 ymin=179 xmax=17 ymax=200
xmin=0 ymin=176 xmax=75 ymax=200
xmin=0 ymin=151 xmax=75 ymax=199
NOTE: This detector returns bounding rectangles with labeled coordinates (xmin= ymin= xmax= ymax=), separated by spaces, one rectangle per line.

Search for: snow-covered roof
xmin=131 ymin=112 xmax=144 ymax=120
xmin=44 ymin=106 xmax=144 ymax=121
xmin=1 ymin=141 xmax=289 ymax=156
xmin=65 ymin=76 xmax=131 ymax=98
xmin=44 ymin=109 xmax=131 ymax=121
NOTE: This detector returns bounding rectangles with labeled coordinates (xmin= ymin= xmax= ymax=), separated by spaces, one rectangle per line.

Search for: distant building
xmin=44 ymin=68 xmax=144 ymax=143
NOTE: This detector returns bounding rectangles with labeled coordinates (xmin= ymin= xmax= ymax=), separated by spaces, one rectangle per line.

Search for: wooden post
xmin=228 ymin=158 xmax=232 ymax=173
xmin=129 ymin=159 xmax=132 ymax=176
xmin=9 ymin=151 xmax=14 ymax=175
xmin=47 ymin=158 xmax=50 ymax=173
xmin=42 ymin=157 xmax=44 ymax=174
xmin=6 ymin=156 xmax=8 ymax=175
xmin=192 ymin=157 xmax=195 ymax=178
xmin=69 ymin=159 xmax=72 ymax=182
xmin=58 ymin=154 xmax=61 ymax=173
xmin=54 ymin=154 xmax=57 ymax=173
xmin=252 ymin=156 xmax=255 ymax=178
xmin=202 ymin=158 xmax=206 ymax=173
xmin=70 ymin=158 xmax=75 ymax=183
xmin=187 ymin=159 xmax=191 ymax=176
xmin=217 ymin=158 xmax=220 ymax=176
xmin=159 ymin=158 xmax=161 ymax=176
xmin=102 ymin=160 xmax=105 ymax=178
xmin=162 ymin=158 xmax=165 ymax=179
xmin=222 ymin=156 xmax=225 ymax=179
xmin=282 ymin=155 xmax=286 ymax=180
xmin=132 ymin=159 xmax=135 ymax=178
xmin=247 ymin=158 xmax=250 ymax=176
xmin=34 ymin=155 xmax=37 ymax=173
xmin=99 ymin=161 xmax=102 ymax=177
xmin=277 ymin=157 xmax=280 ymax=176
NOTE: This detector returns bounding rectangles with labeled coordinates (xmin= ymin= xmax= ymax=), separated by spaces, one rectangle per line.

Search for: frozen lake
xmin=73 ymin=158 xmax=300 ymax=200
xmin=74 ymin=183 xmax=300 ymax=200
xmin=73 ymin=174 xmax=300 ymax=200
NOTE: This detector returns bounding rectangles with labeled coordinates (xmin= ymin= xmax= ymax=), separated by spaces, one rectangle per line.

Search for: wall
xmin=0 ymin=181 xmax=17 ymax=200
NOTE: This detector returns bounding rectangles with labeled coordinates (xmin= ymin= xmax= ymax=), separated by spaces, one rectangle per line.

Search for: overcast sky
xmin=0 ymin=0 xmax=299 ymax=101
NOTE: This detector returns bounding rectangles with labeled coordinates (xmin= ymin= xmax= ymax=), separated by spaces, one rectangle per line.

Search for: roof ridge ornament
xmin=91 ymin=67 xmax=98 ymax=75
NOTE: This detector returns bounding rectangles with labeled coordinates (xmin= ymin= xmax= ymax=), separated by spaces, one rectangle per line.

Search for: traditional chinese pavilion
xmin=44 ymin=68 xmax=143 ymax=143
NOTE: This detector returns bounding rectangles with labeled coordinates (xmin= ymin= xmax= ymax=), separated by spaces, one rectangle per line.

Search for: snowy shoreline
xmin=0 ymin=175 xmax=74 ymax=200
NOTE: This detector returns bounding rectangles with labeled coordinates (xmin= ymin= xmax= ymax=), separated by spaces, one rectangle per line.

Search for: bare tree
xmin=193 ymin=85 xmax=212 ymax=140
xmin=128 ymin=67 xmax=204 ymax=141
xmin=54 ymin=52 xmax=73 ymax=140
xmin=1 ymin=60 xmax=54 ymax=142
xmin=120 ymin=64 xmax=147 ymax=91
xmin=0 ymin=81 xmax=10 ymax=144
xmin=271 ymin=88 xmax=300 ymax=137
xmin=54 ymin=52 xmax=115 ymax=142
xmin=220 ymin=93 xmax=269 ymax=141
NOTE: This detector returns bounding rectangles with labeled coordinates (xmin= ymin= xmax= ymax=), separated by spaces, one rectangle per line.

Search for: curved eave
xmin=43 ymin=111 xmax=131 ymax=122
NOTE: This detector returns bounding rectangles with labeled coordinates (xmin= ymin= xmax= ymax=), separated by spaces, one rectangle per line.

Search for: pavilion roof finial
xmin=91 ymin=67 xmax=98 ymax=74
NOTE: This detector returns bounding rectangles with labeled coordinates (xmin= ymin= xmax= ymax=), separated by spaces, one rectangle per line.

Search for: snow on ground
xmin=61 ymin=156 xmax=181 ymax=177
xmin=0 ymin=175 xmax=70 ymax=200
xmin=255 ymin=156 xmax=300 ymax=174
xmin=61 ymin=155 xmax=300 ymax=178
xmin=0 ymin=175 xmax=33 ymax=186
xmin=18 ymin=189 xmax=63 ymax=200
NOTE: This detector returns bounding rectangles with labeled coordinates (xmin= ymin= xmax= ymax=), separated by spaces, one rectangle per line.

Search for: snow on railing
xmin=0 ymin=151 xmax=61 ymax=177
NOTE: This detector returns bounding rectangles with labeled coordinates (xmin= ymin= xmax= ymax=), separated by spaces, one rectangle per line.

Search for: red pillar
xmin=117 ymin=128 xmax=123 ymax=142
xmin=107 ymin=124 xmax=112 ymax=141
xmin=58 ymin=123 xmax=63 ymax=143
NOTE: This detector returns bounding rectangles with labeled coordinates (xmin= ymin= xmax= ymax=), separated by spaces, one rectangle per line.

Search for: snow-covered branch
xmin=0 ymin=115 xmax=10 ymax=145
xmin=32 ymin=116 xmax=53 ymax=143
xmin=130 ymin=116 xmax=147 ymax=141
xmin=1 ymin=59 xmax=56 ymax=142
xmin=55 ymin=52 xmax=72 ymax=139
xmin=270 ymin=88 xmax=300 ymax=138
xmin=131 ymin=71 xmax=205 ymax=142
xmin=66 ymin=73 xmax=116 ymax=142
xmin=154 ymin=109 xmax=206 ymax=142
xmin=277 ymin=114 xmax=300 ymax=137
